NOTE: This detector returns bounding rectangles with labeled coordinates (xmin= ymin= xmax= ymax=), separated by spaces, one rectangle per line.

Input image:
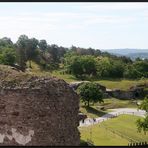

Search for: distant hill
xmin=102 ymin=49 xmax=148 ymax=60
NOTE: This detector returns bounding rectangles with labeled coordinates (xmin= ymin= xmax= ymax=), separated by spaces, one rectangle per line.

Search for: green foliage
xmin=39 ymin=39 xmax=47 ymax=52
xmin=0 ymin=48 xmax=16 ymax=66
xmin=0 ymin=37 xmax=13 ymax=48
xmin=124 ymin=65 xmax=142 ymax=79
xmin=64 ymin=55 xmax=97 ymax=79
xmin=124 ymin=60 xmax=148 ymax=79
xmin=138 ymin=96 xmax=148 ymax=112
xmin=16 ymin=35 xmax=29 ymax=70
xmin=77 ymin=82 xmax=103 ymax=107
xmin=16 ymin=35 xmax=39 ymax=69
xmin=137 ymin=116 xmax=148 ymax=135
xmin=0 ymin=34 xmax=147 ymax=80
xmin=136 ymin=96 xmax=148 ymax=134
xmin=96 ymin=57 xmax=125 ymax=78
xmin=96 ymin=57 xmax=111 ymax=78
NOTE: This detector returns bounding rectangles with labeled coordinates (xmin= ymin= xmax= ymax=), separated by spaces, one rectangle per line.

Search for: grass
xmin=50 ymin=70 xmax=148 ymax=90
xmin=94 ymin=79 xmax=148 ymax=90
xmin=51 ymin=70 xmax=79 ymax=82
xmin=97 ymin=98 xmax=142 ymax=109
xmin=79 ymin=98 xmax=142 ymax=118
xmin=101 ymin=115 xmax=148 ymax=142
xmin=26 ymin=61 xmax=52 ymax=77
xmin=79 ymin=124 xmax=129 ymax=146
xmin=25 ymin=63 xmax=148 ymax=90
xmin=80 ymin=106 xmax=108 ymax=118
xmin=79 ymin=115 xmax=148 ymax=146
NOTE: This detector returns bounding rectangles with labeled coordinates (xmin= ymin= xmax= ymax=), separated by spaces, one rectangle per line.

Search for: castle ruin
xmin=0 ymin=66 xmax=80 ymax=146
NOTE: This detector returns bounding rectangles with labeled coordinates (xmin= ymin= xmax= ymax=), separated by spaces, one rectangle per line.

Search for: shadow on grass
xmin=84 ymin=106 xmax=107 ymax=117
xmin=80 ymin=139 xmax=89 ymax=146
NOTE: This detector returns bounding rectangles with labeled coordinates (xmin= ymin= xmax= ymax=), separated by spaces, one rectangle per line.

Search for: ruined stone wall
xmin=106 ymin=90 xmax=134 ymax=99
xmin=0 ymin=77 xmax=80 ymax=146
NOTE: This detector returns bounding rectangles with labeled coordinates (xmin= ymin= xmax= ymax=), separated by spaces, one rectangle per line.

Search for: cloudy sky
xmin=0 ymin=2 xmax=148 ymax=49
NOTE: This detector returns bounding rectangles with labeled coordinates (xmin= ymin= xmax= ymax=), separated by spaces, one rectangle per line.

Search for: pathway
xmin=79 ymin=108 xmax=146 ymax=127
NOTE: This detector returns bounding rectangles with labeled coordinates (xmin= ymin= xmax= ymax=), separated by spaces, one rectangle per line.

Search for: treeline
xmin=0 ymin=35 xmax=147 ymax=79
xmin=64 ymin=53 xmax=148 ymax=79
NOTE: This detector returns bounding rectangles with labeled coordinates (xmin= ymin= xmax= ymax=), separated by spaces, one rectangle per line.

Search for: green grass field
xmin=97 ymin=98 xmax=141 ymax=109
xmin=79 ymin=123 xmax=128 ymax=146
xmin=52 ymin=71 xmax=148 ymax=90
xmin=80 ymin=106 xmax=108 ymax=118
xmin=101 ymin=115 xmax=148 ymax=142
xmin=80 ymin=98 xmax=141 ymax=118
xmin=79 ymin=115 xmax=148 ymax=146
xmin=95 ymin=79 xmax=148 ymax=90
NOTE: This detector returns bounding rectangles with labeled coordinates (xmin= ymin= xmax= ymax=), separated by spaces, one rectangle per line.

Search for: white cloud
xmin=75 ymin=2 xmax=148 ymax=11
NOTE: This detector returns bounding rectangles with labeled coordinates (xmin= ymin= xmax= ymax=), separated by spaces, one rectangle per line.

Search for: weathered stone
xmin=0 ymin=70 xmax=80 ymax=146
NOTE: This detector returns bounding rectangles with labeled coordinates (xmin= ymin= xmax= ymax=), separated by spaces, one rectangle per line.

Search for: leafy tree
xmin=136 ymin=96 xmax=148 ymax=134
xmin=96 ymin=57 xmax=112 ymax=78
xmin=65 ymin=55 xmax=97 ymax=79
xmin=39 ymin=40 xmax=47 ymax=53
xmin=77 ymin=82 xmax=103 ymax=107
xmin=16 ymin=35 xmax=29 ymax=70
xmin=133 ymin=61 xmax=148 ymax=78
xmin=124 ymin=65 xmax=142 ymax=79
xmin=0 ymin=48 xmax=16 ymax=66
xmin=26 ymin=38 xmax=39 ymax=68
xmin=16 ymin=35 xmax=39 ymax=69
xmin=0 ymin=37 xmax=13 ymax=48
xmin=109 ymin=60 xmax=125 ymax=78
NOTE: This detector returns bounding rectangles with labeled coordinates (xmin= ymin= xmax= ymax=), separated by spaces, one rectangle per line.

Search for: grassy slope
xmin=79 ymin=115 xmax=148 ymax=146
xmin=80 ymin=106 xmax=108 ymax=118
xmin=80 ymin=98 xmax=140 ymax=118
xmin=79 ymin=124 xmax=128 ymax=146
xmin=96 ymin=79 xmax=148 ymax=90
xmin=26 ymin=62 xmax=148 ymax=90
xmin=52 ymin=70 xmax=148 ymax=90
xmin=101 ymin=115 xmax=148 ymax=142
xmin=98 ymin=98 xmax=140 ymax=109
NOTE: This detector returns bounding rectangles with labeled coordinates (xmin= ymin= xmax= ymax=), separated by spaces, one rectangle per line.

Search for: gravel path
xmin=79 ymin=108 xmax=146 ymax=127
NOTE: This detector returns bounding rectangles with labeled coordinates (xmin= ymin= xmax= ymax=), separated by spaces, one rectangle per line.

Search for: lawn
xmin=51 ymin=70 xmax=79 ymax=82
xmin=52 ymin=71 xmax=148 ymax=90
xmin=79 ymin=124 xmax=128 ymax=146
xmin=97 ymin=98 xmax=141 ymax=109
xmin=101 ymin=115 xmax=148 ymax=143
xmin=80 ymin=98 xmax=141 ymax=118
xmin=94 ymin=79 xmax=148 ymax=90
xmin=79 ymin=115 xmax=148 ymax=146
xmin=80 ymin=106 xmax=108 ymax=118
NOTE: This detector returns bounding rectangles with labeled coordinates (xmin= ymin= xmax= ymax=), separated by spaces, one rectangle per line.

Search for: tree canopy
xmin=136 ymin=96 xmax=148 ymax=135
xmin=77 ymin=82 xmax=103 ymax=107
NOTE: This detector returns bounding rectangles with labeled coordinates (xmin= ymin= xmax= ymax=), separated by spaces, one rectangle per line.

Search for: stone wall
xmin=106 ymin=90 xmax=134 ymax=99
xmin=0 ymin=77 xmax=80 ymax=146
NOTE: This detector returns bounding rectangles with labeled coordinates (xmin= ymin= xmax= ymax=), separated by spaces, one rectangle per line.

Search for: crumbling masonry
xmin=0 ymin=72 xmax=80 ymax=146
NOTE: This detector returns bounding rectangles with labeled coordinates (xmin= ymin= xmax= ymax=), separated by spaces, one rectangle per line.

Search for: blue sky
xmin=0 ymin=2 xmax=148 ymax=49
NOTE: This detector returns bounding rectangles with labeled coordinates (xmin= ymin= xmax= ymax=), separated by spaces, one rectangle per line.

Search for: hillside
xmin=102 ymin=49 xmax=148 ymax=59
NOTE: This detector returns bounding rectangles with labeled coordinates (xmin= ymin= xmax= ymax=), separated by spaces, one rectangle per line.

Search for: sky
xmin=0 ymin=2 xmax=148 ymax=50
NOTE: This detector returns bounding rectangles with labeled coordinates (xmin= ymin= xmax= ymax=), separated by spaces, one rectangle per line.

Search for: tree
xmin=16 ymin=35 xmax=29 ymax=70
xmin=96 ymin=57 xmax=112 ymax=78
xmin=39 ymin=40 xmax=47 ymax=53
xmin=136 ymin=96 xmax=148 ymax=134
xmin=0 ymin=37 xmax=13 ymax=48
xmin=64 ymin=55 xmax=97 ymax=79
xmin=26 ymin=38 xmax=39 ymax=68
xmin=0 ymin=48 xmax=16 ymax=66
xmin=16 ymin=35 xmax=39 ymax=69
xmin=77 ymin=82 xmax=103 ymax=107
